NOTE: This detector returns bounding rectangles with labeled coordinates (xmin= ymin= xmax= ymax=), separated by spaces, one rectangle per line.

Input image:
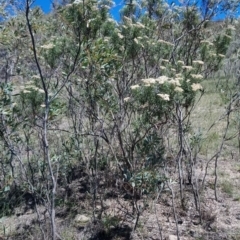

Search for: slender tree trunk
xmin=176 ymin=104 xmax=184 ymax=204
xmin=44 ymin=103 xmax=57 ymax=240
xmin=25 ymin=1 xmax=57 ymax=238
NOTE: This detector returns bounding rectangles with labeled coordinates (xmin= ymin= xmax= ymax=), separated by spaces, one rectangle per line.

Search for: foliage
xmin=0 ymin=0 xmax=238 ymax=238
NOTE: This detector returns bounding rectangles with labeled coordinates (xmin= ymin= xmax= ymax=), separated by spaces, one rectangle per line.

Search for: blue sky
xmin=32 ymin=0 xmax=122 ymax=21
xmin=32 ymin=0 xmax=239 ymax=21
xmin=32 ymin=0 xmax=51 ymax=13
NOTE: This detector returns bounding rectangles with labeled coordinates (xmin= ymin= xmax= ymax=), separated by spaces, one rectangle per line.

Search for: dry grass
xmin=2 ymin=78 xmax=240 ymax=239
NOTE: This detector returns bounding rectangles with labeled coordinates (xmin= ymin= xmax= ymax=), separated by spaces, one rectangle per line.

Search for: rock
xmin=192 ymin=214 xmax=201 ymax=225
xmin=74 ymin=214 xmax=90 ymax=227
xmin=75 ymin=214 xmax=90 ymax=222
xmin=192 ymin=220 xmax=200 ymax=225
xmin=168 ymin=235 xmax=178 ymax=240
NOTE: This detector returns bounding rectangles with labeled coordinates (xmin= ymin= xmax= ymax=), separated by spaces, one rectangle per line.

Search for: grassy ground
xmin=1 ymin=78 xmax=240 ymax=239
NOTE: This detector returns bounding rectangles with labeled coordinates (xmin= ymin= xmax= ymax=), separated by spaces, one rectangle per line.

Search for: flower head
xmin=161 ymin=59 xmax=169 ymax=63
xmin=182 ymin=65 xmax=193 ymax=70
xmin=177 ymin=60 xmax=184 ymax=65
xmin=123 ymin=16 xmax=132 ymax=24
xmin=193 ymin=60 xmax=204 ymax=65
xmin=157 ymin=93 xmax=170 ymax=101
xmin=136 ymin=22 xmax=145 ymax=28
xmin=40 ymin=43 xmax=55 ymax=49
xmin=158 ymin=39 xmax=174 ymax=46
xmin=142 ymin=78 xmax=156 ymax=85
xmin=176 ymin=73 xmax=182 ymax=78
xmin=210 ymin=52 xmax=217 ymax=56
xmin=117 ymin=33 xmax=124 ymax=39
xmin=169 ymin=78 xmax=181 ymax=86
xmin=227 ymin=25 xmax=235 ymax=31
xmin=174 ymin=86 xmax=184 ymax=92
xmin=134 ymin=38 xmax=139 ymax=44
xmin=130 ymin=84 xmax=140 ymax=90
xmin=156 ymin=75 xmax=168 ymax=84
xmin=200 ymin=40 xmax=214 ymax=46
xmin=73 ymin=0 xmax=82 ymax=4
xmin=191 ymin=83 xmax=203 ymax=91
xmin=23 ymin=90 xmax=31 ymax=93
xmin=191 ymin=74 xmax=204 ymax=79
xmin=32 ymin=75 xmax=41 ymax=79
xmin=37 ymin=88 xmax=45 ymax=93
xmin=224 ymin=34 xmax=232 ymax=39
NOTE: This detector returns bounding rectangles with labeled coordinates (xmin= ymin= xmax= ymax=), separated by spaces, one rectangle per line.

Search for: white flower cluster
xmin=130 ymin=84 xmax=140 ymax=90
xmin=169 ymin=79 xmax=181 ymax=86
xmin=161 ymin=59 xmax=169 ymax=63
xmin=191 ymin=83 xmax=203 ymax=91
xmin=158 ymin=39 xmax=174 ymax=46
xmin=157 ymin=94 xmax=170 ymax=101
xmin=136 ymin=22 xmax=145 ymax=28
xmin=191 ymin=74 xmax=203 ymax=79
xmin=124 ymin=97 xmax=131 ymax=102
xmin=117 ymin=33 xmax=124 ymax=39
xmin=218 ymin=54 xmax=225 ymax=58
xmin=174 ymin=86 xmax=184 ymax=92
xmin=182 ymin=65 xmax=193 ymax=70
xmin=156 ymin=75 xmax=169 ymax=84
xmin=227 ymin=25 xmax=235 ymax=31
xmin=73 ymin=0 xmax=82 ymax=4
xmin=40 ymin=43 xmax=55 ymax=49
xmin=123 ymin=16 xmax=132 ymax=24
xmin=142 ymin=78 xmax=156 ymax=85
xmin=20 ymin=81 xmax=45 ymax=94
xmin=200 ymin=40 xmax=214 ymax=46
xmin=193 ymin=60 xmax=204 ymax=65
xmin=128 ymin=66 xmax=204 ymax=103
